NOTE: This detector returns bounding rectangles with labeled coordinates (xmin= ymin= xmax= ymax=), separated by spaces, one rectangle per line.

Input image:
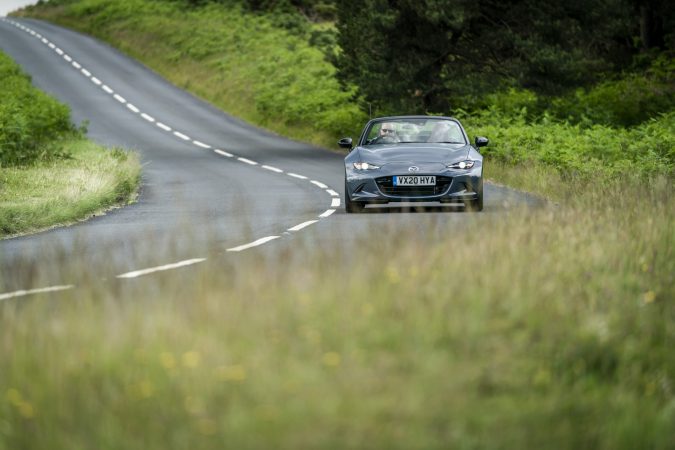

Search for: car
xmin=339 ymin=116 xmax=488 ymax=213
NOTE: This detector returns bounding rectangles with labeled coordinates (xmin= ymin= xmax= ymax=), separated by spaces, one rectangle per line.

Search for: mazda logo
xmin=408 ymin=166 xmax=419 ymax=172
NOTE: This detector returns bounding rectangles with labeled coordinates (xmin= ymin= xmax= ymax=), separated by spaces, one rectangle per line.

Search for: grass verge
xmin=1 ymin=175 xmax=673 ymax=449
xmin=0 ymin=138 xmax=140 ymax=237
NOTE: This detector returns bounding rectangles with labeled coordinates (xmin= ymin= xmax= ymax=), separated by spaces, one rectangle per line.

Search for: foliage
xmin=0 ymin=138 xmax=140 ymax=236
xmin=0 ymin=50 xmax=75 ymax=166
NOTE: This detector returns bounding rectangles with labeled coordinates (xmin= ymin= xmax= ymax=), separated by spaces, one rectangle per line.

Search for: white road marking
xmin=63 ymin=54 xmax=72 ymax=62
xmin=102 ymin=85 xmax=114 ymax=94
xmin=311 ymin=180 xmax=328 ymax=189
xmin=126 ymin=103 xmax=140 ymax=113
xmin=319 ymin=209 xmax=336 ymax=218
xmin=0 ymin=285 xmax=74 ymax=301
xmin=326 ymin=189 xmax=339 ymax=197
xmin=156 ymin=122 xmax=172 ymax=131
xmin=288 ymin=173 xmax=308 ymax=180
xmin=81 ymin=68 xmax=91 ymax=77
xmin=193 ymin=140 xmax=211 ymax=149
xmin=262 ymin=165 xmax=283 ymax=173
xmin=141 ymin=113 xmax=155 ymax=122
xmin=48 ymin=43 xmax=55 ymax=49
xmin=238 ymin=157 xmax=257 ymax=165
xmin=174 ymin=131 xmax=190 ymax=141
xmin=72 ymin=61 xmax=81 ymax=69
xmin=227 ymin=236 xmax=280 ymax=252
xmin=29 ymin=30 xmax=35 ymax=35
xmin=91 ymin=77 xmax=101 ymax=85
xmin=117 ymin=258 xmax=206 ymax=279
xmin=35 ymin=33 xmax=42 ymax=39
xmin=331 ymin=198 xmax=341 ymax=208
xmin=113 ymin=94 xmax=126 ymax=103
xmin=41 ymin=38 xmax=48 ymax=44
xmin=288 ymin=220 xmax=318 ymax=232
xmin=214 ymin=149 xmax=233 ymax=158
xmin=55 ymin=48 xmax=63 ymax=55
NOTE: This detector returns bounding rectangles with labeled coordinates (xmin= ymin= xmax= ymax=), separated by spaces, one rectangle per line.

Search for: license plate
xmin=393 ymin=175 xmax=436 ymax=186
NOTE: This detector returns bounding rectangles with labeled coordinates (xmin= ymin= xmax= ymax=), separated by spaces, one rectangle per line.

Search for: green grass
xmin=0 ymin=138 xmax=140 ymax=237
xmin=0 ymin=174 xmax=672 ymax=449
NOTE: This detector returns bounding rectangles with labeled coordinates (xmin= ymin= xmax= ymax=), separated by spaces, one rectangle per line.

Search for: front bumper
xmin=346 ymin=165 xmax=483 ymax=204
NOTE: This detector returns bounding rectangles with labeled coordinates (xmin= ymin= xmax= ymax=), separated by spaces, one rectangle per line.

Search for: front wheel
xmin=465 ymin=193 xmax=483 ymax=212
xmin=345 ymin=182 xmax=365 ymax=213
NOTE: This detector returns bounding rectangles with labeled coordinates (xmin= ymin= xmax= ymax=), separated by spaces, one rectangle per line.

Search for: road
xmin=0 ymin=17 xmax=539 ymax=297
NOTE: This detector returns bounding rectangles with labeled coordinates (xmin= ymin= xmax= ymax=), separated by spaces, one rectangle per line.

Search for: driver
xmin=378 ymin=122 xmax=397 ymax=138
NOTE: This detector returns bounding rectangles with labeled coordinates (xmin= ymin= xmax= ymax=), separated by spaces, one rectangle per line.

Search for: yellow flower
xmin=182 ymin=351 xmax=201 ymax=368
xmin=18 ymin=401 xmax=35 ymax=419
xmin=643 ymin=290 xmax=656 ymax=304
xmin=322 ymin=352 xmax=341 ymax=367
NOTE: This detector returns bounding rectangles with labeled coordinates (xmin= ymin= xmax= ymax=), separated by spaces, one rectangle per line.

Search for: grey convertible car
xmin=339 ymin=116 xmax=488 ymax=213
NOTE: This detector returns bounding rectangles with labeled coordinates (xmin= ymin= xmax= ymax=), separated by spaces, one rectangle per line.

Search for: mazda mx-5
xmin=339 ymin=116 xmax=488 ymax=213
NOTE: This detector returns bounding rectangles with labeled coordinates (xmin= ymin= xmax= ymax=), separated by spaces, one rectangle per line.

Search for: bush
xmin=0 ymin=51 xmax=75 ymax=166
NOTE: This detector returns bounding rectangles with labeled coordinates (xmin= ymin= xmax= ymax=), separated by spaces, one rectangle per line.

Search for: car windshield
xmin=363 ymin=118 xmax=466 ymax=145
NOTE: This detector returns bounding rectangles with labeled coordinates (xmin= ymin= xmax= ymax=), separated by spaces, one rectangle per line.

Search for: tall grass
xmin=1 ymin=175 xmax=672 ymax=449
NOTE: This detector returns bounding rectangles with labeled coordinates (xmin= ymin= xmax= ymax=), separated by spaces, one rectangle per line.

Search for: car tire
xmin=345 ymin=182 xmax=365 ymax=213
xmin=466 ymin=193 xmax=483 ymax=212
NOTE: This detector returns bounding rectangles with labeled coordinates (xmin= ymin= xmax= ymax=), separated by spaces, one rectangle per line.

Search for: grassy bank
xmin=1 ymin=175 xmax=673 ymax=449
xmin=0 ymin=138 xmax=140 ymax=237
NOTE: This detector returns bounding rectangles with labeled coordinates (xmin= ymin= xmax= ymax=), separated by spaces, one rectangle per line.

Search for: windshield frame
xmin=358 ymin=116 xmax=468 ymax=147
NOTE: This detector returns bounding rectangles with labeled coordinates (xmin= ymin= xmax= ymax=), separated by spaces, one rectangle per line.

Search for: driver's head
xmin=379 ymin=122 xmax=396 ymax=136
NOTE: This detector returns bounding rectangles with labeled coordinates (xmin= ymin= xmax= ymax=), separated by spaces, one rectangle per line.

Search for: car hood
xmin=357 ymin=144 xmax=470 ymax=164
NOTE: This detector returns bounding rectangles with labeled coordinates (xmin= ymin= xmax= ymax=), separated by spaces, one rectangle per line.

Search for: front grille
xmin=376 ymin=175 xmax=452 ymax=197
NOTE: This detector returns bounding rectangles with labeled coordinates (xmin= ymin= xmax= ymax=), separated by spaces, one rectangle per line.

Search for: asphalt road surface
xmin=0 ymin=17 xmax=540 ymax=297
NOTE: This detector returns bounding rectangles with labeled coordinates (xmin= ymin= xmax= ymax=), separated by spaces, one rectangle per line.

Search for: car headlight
xmin=353 ymin=162 xmax=380 ymax=170
xmin=446 ymin=160 xmax=475 ymax=170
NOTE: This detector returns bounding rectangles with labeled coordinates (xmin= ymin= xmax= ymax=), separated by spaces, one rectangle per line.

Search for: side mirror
xmin=475 ymin=136 xmax=489 ymax=148
xmin=338 ymin=137 xmax=353 ymax=149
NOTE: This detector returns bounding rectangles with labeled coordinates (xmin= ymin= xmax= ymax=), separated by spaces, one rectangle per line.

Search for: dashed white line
xmin=227 ymin=236 xmax=280 ymax=252
xmin=113 ymin=94 xmax=127 ymax=103
xmin=81 ymin=68 xmax=91 ymax=77
xmin=41 ymin=37 xmax=48 ymax=44
xmin=174 ymin=131 xmax=190 ymax=141
xmin=63 ymin=54 xmax=72 ymax=62
xmin=262 ymin=165 xmax=283 ymax=173
xmin=0 ymin=285 xmax=74 ymax=301
xmin=287 ymin=220 xmax=318 ymax=232
xmin=117 ymin=258 xmax=206 ymax=279
xmin=319 ymin=209 xmax=336 ymax=218
xmin=311 ymin=180 xmax=328 ymax=189
xmin=35 ymin=33 xmax=42 ymax=39
xmin=193 ymin=140 xmax=211 ymax=149
xmin=48 ymin=43 xmax=55 ymax=49
xmin=156 ymin=122 xmax=172 ymax=131
xmin=55 ymin=48 xmax=63 ymax=55
xmin=141 ymin=113 xmax=155 ymax=122
xmin=331 ymin=198 xmax=341 ymax=208
xmin=326 ymin=189 xmax=339 ymax=197
xmin=72 ymin=61 xmax=81 ymax=69
xmin=288 ymin=173 xmax=308 ymax=180
xmin=91 ymin=77 xmax=101 ymax=85
xmin=214 ymin=149 xmax=233 ymax=158
xmin=102 ymin=85 xmax=114 ymax=94
xmin=238 ymin=157 xmax=257 ymax=166
xmin=126 ymin=103 xmax=140 ymax=113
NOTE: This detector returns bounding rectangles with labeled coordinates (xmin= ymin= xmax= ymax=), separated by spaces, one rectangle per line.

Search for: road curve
xmin=0 ymin=17 xmax=539 ymax=294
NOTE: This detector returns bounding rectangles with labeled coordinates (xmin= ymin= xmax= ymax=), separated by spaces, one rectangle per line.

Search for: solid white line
xmin=0 ymin=285 xmax=74 ymax=301
xmin=117 ymin=258 xmax=206 ymax=279
xmin=55 ymin=48 xmax=63 ymax=55
xmin=262 ymin=165 xmax=283 ymax=173
xmin=141 ymin=113 xmax=155 ymax=122
xmin=156 ymin=122 xmax=172 ymax=131
xmin=288 ymin=220 xmax=318 ymax=232
xmin=214 ymin=149 xmax=233 ymax=158
xmin=102 ymin=85 xmax=114 ymax=94
xmin=238 ymin=157 xmax=257 ymax=165
xmin=287 ymin=172 xmax=308 ymax=180
xmin=193 ymin=140 xmax=211 ymax=149
xmin=174 ymin=131 xmax=190 ymax=141
xmin=326 ymin=189 xmax=339 ymax=197
xmin=319 ymin=209 xmax=336 ymax=218
xmin=91 ymin=77 xmax=101 ymax=85
xmin=126 ymin=103 xmax=140 ymax=113
xmin=72 ymin=61 xmax=81 ymax=69
xmin=81 ymin=68 xmax=91 ymax=77
xmin=113 ymin=94 xmax=126 ymax=103
xmin=226 ymin=236 xmax=280 ymax=252
xmin=331 ymin=198 xmax=341 ymax=208
xmin=63 ymin=54 xmax=72 ymax=62
xmin=311 ymin=180 xmax=328 ymax=189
